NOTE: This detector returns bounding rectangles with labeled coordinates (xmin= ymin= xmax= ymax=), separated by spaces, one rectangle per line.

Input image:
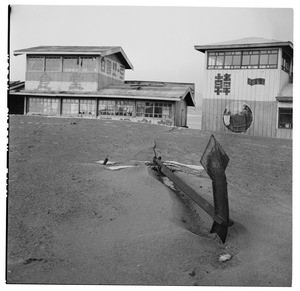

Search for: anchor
xmin=153 ymin=134 xmax=233 ymax=243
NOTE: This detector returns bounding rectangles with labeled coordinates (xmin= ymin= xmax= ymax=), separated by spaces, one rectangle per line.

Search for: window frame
xmin=27 ymin=56 xmax=45 ymax=72
xmin=45 ymin=56 xmax=62 ymax=72
xmin=282 ymin=52 xmax=291 ymax=73
xmin=207 ymin=49 xmax=279 ymax=70
xmin=278 ymin=107 xmax=293 ymax=129
xmin=136 ymin=101 xmax=173 ymax=119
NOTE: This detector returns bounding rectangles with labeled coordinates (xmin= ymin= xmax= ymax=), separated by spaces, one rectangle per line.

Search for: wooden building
xmin=10 ymin=46 xmax=195 ymax=127
xmin=195 ymin=37 xmax=293 ymax=139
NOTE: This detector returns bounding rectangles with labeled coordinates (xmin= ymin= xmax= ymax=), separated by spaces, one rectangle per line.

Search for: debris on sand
xmin=95 ymin=160 xmax=117 ymax=165
xmin=188 ymin=269 xmax=196 ymax=276
xmin=161 ymin=176 xmax=176 ymax=190
xmin=164 ymin=161 xmax=204 ymax=171
xmin=106 ymin=165 xmax=135 ymax=171
xmin=218 ymin=253 xmax=232 ymax=262
xmin=23 ymin=258 xmax=43 ymax=265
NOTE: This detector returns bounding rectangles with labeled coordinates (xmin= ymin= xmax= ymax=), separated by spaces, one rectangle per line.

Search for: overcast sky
xmin=8 ymin=5 xmax=294 ymax=105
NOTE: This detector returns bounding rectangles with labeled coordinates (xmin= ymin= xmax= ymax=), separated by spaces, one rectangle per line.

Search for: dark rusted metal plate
xmin=200 ymin=134 xmax=229 ymax=180
xmin=200 ymin=135 xmax=233 ymax=242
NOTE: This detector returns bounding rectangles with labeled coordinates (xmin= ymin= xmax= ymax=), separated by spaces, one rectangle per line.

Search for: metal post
xmin=200 ymin=134 xmax=233 ymax=243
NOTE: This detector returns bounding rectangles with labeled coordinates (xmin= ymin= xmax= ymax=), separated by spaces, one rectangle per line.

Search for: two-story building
xmin=194 ymin=37 xmax=293 ymax=139
xmin=10 ymin=46 xmax=195 ymax=127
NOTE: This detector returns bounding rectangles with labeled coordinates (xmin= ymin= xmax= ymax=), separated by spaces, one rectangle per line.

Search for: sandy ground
xmin=6 ymin=115 xmax=292 ymax=286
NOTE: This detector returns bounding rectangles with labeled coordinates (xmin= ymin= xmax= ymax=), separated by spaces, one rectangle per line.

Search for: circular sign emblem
xmin=223 ymin=102 xmax=253 ymax=133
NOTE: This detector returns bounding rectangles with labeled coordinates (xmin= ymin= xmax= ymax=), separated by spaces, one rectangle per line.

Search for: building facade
xmin=10 ymin=46 xmax=195 ymax=127
xmin=195 ymin=38 xmax=293 ymax=139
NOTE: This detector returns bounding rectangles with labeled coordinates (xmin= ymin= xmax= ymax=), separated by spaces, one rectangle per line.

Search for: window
xmin=27 ymin=56 xmax=44 ymax=71
xmin=45 ymin=57 xmax=61 ymax=72
xmin=106 ymin=59 xmax=112 ymax=75
xmin=115 ymin=101 xmax=133 ymax=116
xmin=207 ymin=49 xmax=278 ymax=69
xmin=101 ymin=57 xmax=106 ymax=72
xmin=282 ymin=52 xmax=291 ymax=73
xmin=63 ymin=56 xmax=97 ymax=72
xmin=29 ymin=98 xmax=59 ymax=115
xmin=136 ymin=102 xmax=145 ymax=117
xmin=119 ymin=65 xmax=125 ymax=80
xmin=136 ymin=101 xmax=172 ymax=118
xmin=241 ymin=52 xmax=251 ymax=67
xmin=98 ymin=100 xmax=115 ymax=115
xmin=80 ymin=57 xmax=97 ymax=72
xmin=112 ymin=62 xmax=117 ymax=77
xmin=215 ymin=53 xmax=225 ymax=68
xmin=63 ymin=57 xmax=79 ymax=72
xmin=62 ymin=99 xmax=79 ymax=115
xmin=278 ymin=108 xmax=292 ymax=129
xmin=79 ymin=99 xmax=96 ymax=115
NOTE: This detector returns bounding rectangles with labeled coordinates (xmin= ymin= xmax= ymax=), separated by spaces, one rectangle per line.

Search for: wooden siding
xmin=25 ymin=71 xmax=98 ymax=92
xmin=276 ymin=128 xmax=292 ymax=139
xmin=174 ymin=99 xmax=187 ymax=127
xmin=204 ymin=68 xmax=281 ymax=102
xmin=202 ymin=98 xmax=278 ymax=138
xmin=280 ymin=70 xmax=291 ymax=90
xmin=98 ymin=72 xmax=124 ymax=90
xmin=201 ymin=49 xmax=292 ymax=138
xmin=25 ymin=55 xmax=126 ymax=92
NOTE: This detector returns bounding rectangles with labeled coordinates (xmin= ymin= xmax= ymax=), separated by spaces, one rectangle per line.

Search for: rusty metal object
xmin=153 ymin=134 xmax=233 ymax=243
xmin=200 ymin=135 xmax=233 ymax=242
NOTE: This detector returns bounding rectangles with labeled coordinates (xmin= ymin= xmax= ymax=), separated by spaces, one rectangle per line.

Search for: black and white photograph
xmin=3 ymin=0 xmax=297 ymax=287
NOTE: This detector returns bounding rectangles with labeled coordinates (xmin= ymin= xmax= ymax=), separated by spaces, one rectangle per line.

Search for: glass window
xmin=115 ymin=101 xmax=133 ymax=116
xmin=216 ymin=54 xmax=224 ymax=67
xmin=63 ymin=57 xmax=79 ymax=72
xmin=80 ymin=57 xmax=97 ymax=72
xmin=106 ymin=59 xmax=112 ymax=75
xmin=278 ymin=108 xmax=293 ymax=129
xmin=101 ymin=58 xmax=106 ymax=72
xmin=119 ymin=65 xmax=125 ymax=80
xmin=207 ymin=49 xmax=278 ymax=69
xmin=145 ymin=102 xmax=154 ymax=117
xmin=282 ymin=52 xmax=291 ymax=73
xmin=45 ymin=57 xmax=61 ymax=72
xmin=136 ymin=102 xmax=145 ymax=117
xmin=79 ymin=99 xmax=96 ymax=115
xmin=242 ymin=53 xmax=250 ymax=66
xmin=250 ymin=54 xmax=259 ymax=66
xmin=232 ymin=54 xmax=241 ymax=67
xmin=224 ymin=55 xmax=233 ymax=67
xmin=98 ymin=100 xmax=115 ymax=115
xmin=260 ymin=53 xmax=269 ymax=65
xmin=208 ymin=54 xmax=216 ymax=67
xmin=27 ymin=57 xmax=44 ymax=72
xmin=62 ymin=99 xmax=79 ymax=115
xmin=269 ymin=53 xmax=278 ymax=65
xmin=136 ymin=101 xmax=172 ymax=118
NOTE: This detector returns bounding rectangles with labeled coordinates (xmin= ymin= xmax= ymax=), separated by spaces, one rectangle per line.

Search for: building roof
xmin=11 ymin=81 xmax=196 ymax=106
xmin=13 ymin=46 xmax=134 ymax=69
xmin=9 ymin=80 xmax=25 ymax=91
xmin=100 ymin=81 xmax=195 ymax=106
xmin=194 ymin=37 xmax=293 ymax=54
xmin=276 ymin=83 xmax=293 ymax=102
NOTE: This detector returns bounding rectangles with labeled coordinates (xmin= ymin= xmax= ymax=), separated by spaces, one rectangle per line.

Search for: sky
xmin=8 ymin=4 xmax=294 ymax=106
